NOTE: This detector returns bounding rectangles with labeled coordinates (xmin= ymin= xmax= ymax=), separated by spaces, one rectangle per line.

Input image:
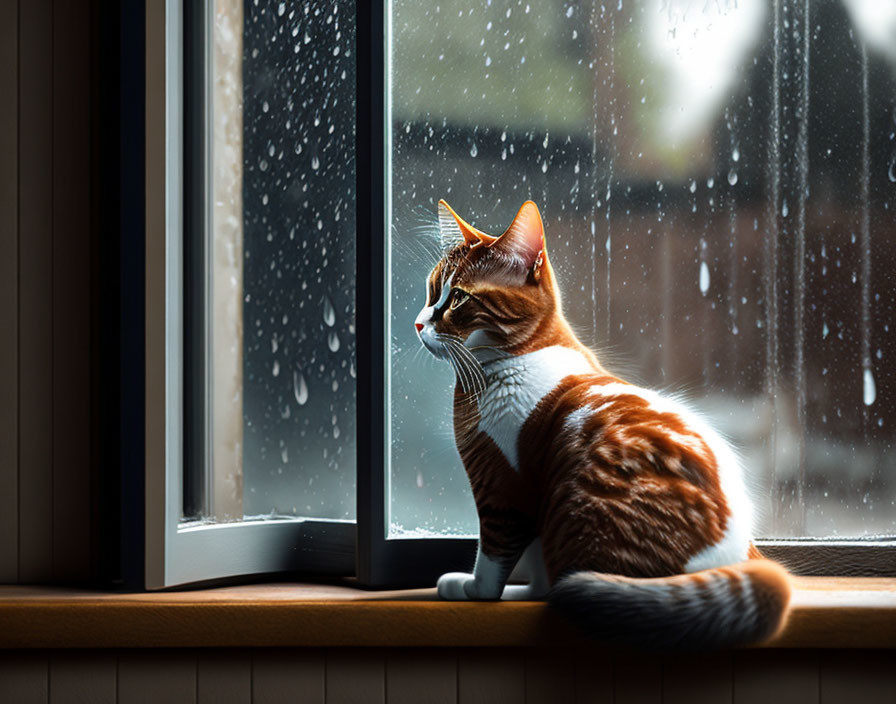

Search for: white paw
xmin=437 ymin=572 xmax=475 ymax=600
xmin=500 ymin=584 xmax=548 ymax=601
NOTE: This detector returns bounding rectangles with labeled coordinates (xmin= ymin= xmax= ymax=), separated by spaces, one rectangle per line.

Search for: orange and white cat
xmin=415 ymin=199 xmax=791 ymax=649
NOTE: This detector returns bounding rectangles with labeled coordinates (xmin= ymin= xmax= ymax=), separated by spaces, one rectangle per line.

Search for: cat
xmin=414 ymin=199 xmax=791 ymax=650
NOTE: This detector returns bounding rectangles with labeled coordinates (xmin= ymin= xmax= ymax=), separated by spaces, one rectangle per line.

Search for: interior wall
xmin=1 ymin=647 xmax=894 ymax=704
xmin=0 ymin=0 xmax=95 ymax=585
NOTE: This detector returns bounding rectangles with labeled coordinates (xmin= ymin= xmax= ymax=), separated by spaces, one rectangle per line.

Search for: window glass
xmin=192 ymin=0 xmax=357 ymax=524
xmin=388 ymin=0 xmax=896 ymax=538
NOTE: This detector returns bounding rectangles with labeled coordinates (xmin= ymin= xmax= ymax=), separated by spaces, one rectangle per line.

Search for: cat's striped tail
xmin=548 ymin=559 xmax=791 ymax=650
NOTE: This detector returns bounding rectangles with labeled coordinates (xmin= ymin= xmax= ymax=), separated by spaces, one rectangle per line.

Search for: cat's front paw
xmin=437 ymin=572 xmax=475 ymax=600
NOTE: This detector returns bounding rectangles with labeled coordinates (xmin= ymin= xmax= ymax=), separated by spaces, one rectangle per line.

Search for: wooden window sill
xmin=0 ymin=577 xmax=893 ymax=649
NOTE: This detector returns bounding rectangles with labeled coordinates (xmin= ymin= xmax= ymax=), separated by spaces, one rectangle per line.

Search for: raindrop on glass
xmin=727 ymin=170 xmax=738 ymax=186
xmin=328 ymin=331 xmax=341 ymax=353
xmin=322 ymin=296 xmax=336 ymax=326
xmin=699 ymin=261 xmax=710 ymax=295
xmin=863 ymin=368 xmax=877 ymax=406
xmin=293 ymin=370 xmax=309 ymax=406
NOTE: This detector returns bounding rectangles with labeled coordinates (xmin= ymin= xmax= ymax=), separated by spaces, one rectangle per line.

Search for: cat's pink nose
xmin=415 ymin=323 xmax=424 ymax=333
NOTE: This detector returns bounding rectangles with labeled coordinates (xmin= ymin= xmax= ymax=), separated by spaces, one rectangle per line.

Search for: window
xmin=145 ymin=0 xmax=896 ymax=589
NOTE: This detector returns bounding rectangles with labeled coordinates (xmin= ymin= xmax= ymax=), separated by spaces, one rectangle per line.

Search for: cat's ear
xmin=438 ymin=199 xmax=497 ymax=247
xmin=495 ymin=201 xmax=546 ymax=277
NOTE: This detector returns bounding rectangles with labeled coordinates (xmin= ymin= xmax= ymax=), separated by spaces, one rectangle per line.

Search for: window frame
xmin=144 ymin=0 xmax=353 ymax=590
xmin=140 ymin=0 xmax=896 ymax=590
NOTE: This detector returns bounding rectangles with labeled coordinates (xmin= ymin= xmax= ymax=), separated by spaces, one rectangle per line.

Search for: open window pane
xmin=187 ymin=0 xmax=357 ymax=526
xmin=388 ymin=0 xmax=896 ymax=540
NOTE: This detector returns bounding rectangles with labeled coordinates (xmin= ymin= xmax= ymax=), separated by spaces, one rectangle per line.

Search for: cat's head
xmin=414 ymin=200 xmax=560 ymax=382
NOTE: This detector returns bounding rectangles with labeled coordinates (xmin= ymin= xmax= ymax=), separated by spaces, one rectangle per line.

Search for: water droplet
xmin=322 ymin=296 xmax=336 ymax=326
xmin=280 ymin=404 xmax=291 ymax=419
xmin=727 ymin=170 xmax=738 ymax=186
xmin=699 ymin=261 xmax=710 ymax=295
xmin=781 ymin=200 xmax=789 ymax=217
xmin=293 ymin=370 xmax=309 ymax=405
xmin=732 ymin=147 xmax=740 ymax=162
xmin=470 ymin=143 xmax=478 ymax=158
xmin=822 ymin=322 xmax=829 ymax=339
xmin=863 ymin=368 xmax=877 ymax=406
xmin=272 ymin=360 xmax=280 ymax=377
xmin=541 ymin=160 xmax=548 ymax=173
xmin=689 ymin=180 xmax=697 ymax=194
xmin=566 ymin=5 xmax=573 ymax=17
xmin=328 ymin=331 xmax=340 ymax=352
xmin=281 ymin=445 xmax=289 ymax=464
xmin=333 ymin=425 xmax=341 ymax=439
xmin=311 ymin=156 xmax=320 ymax=170
xmin=889 ymin=156 xmax=896 ymax=183
xmin=706 ymin=177 xmax=715 ymax=189
xmin=485 ymin=56 xmax=492 ymax=67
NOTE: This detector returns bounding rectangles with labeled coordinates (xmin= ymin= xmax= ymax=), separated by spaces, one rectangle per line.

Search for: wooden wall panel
xmin=734 ymin=651 xmax=819 ymax=704
xmin=49 ymin=652 xmax=116 ymax=704
xmin=17 ymin=0 xmax=55 ymax=584
xmin=664 ymin=652 xmax=733 ymax=704
xmin=525 ymin=648 xmax=575 ymax=704
xmin=458 ymin=649 xmax=525 ymax=704
xmin=51 ymin=0 xmax=92 ymax=583
xmin=386 ymin=649 xmax=456 ymax=704
xmin=197 ymin=650 xmax=251 ymax=704
xmin=820 ymin=651 xmax=896 ymax=704
xmin=252 ymin=650 xmax=325 ymax=704
xmin=0 ymin=652 xmax=48 ymax=704
xmin=118 ymin=651 xmax=196 ymax=704
xmin=573 ymin=648 xmax=613 ymax=704
xmin=326 ymin=650 xmax=385 ymax=704
xmin=0 ymin=0 xmax=19 ymax=584
xmin=613 ymin=653 xmax=662 ymax=704
xmin=0 ymin=648 xmax=892 ymax=702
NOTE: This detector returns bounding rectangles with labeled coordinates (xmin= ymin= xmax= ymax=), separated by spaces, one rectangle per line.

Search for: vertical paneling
xmin=49 ymin=652 xmax=116 ymax=704
xmin=573 ymin=648 xmax=613 ymax=704
xmin=663 ymin=652 xmax=733 ymax=704
xmin=820 ymin=650 xmax=896 ymax=704
xmin=734 ymin=650 xmax=819 ymax=704
xmin=118 ymin=651 xmax=196 ymax=704
xmin=0 ymin=652 xmax=48 ymax=704
xmin=17 ymin=0 xmax=55 ymax=583
xmin=525 ymin=648 xmax=576 ymax=704
xmin=458 ymin=649 xmax=525 ymax=704
xmin=613 ymin=653 xmax=662 ymax=704
xmin=51 ymin=0 xmax=92 ymax=582
xmin=0 ymin=0 xmax=19 ymax=583
xmin=386 ymin=649 xmax=456 ymax=704
xmin=326 ymin=650 xmax=385 ymax=704
xmin=252 ymin=650 xmax=325 ymax=704
xmin=198 ymin=650 xmax=251 ymax=704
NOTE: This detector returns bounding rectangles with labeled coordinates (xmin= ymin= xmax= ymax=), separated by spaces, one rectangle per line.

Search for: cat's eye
xmin=450 ymin=290 xmax=470 ymax=310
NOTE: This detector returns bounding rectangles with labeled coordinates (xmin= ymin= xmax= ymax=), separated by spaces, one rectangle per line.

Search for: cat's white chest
xmin=477 ymin=346 xmax=592 ymax=471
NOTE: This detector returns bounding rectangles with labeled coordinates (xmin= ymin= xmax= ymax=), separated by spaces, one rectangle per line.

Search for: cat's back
xmin=528 ymin=374 xmax=753 ymax=578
